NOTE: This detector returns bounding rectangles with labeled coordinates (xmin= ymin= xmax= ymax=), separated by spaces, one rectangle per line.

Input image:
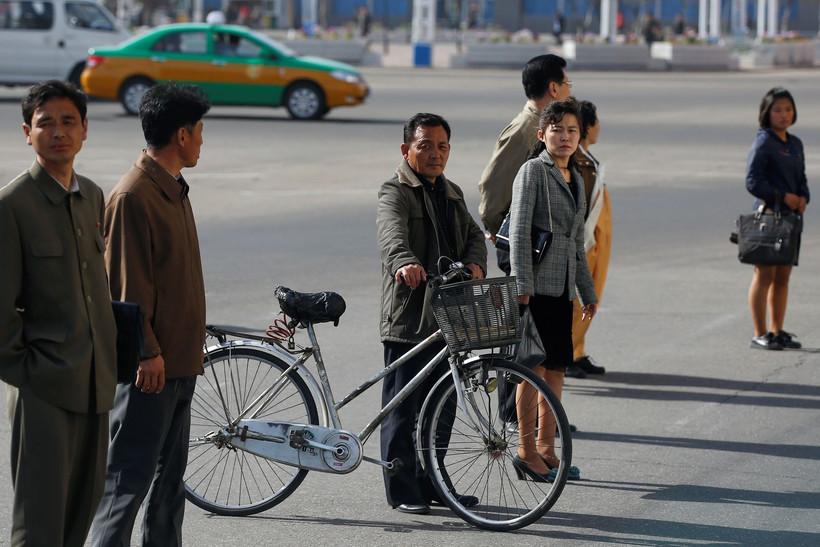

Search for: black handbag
xmin=514 ymin=308 xmax=546 ymax=369
xmin=736 ymin=206 xmax=802 ymax=266
xmin=496 ymin=164 xmax=554 ymax=274
xmin=112 ymin=301 xmax=144 ymax=383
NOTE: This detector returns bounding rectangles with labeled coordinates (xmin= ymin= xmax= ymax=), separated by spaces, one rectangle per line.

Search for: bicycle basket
xmin=431 ymin=277 xmax=521 ymax=353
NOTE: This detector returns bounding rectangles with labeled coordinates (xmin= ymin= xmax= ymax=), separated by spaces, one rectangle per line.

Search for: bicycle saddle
xmin=274 ymin=286 xmax=346 ymax=326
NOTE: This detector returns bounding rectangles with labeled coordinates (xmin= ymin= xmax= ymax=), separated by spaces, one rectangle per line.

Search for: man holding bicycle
xmin=377 ymin=113 xmax=487 ymax=515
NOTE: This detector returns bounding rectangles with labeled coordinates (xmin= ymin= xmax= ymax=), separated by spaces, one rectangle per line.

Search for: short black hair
xmin=522 ymin=54 xmax=567 ymax=100
xmin=758 ymin=87 xmax=797 ymax=128
xmin=139 ymin=83 xmax=211 ymax=148
xmin=22 ymin=80 xmax=87 ymax=126
xmin=403 ymin=113 xmax=451 ymax=144
xmin=538 ymin=97 xmax=580 ymax=131
xmin=577 ymin=100 xmax=598 ymax=140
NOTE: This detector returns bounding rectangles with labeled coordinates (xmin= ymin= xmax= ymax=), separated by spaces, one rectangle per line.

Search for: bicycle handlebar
xmin=426 ymin=261 xmax=471 ymax=289
xmin=414 ymin=261 xmax=472 ymax=336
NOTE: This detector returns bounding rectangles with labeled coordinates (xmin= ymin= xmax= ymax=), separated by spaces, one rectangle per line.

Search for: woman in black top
xmin=745 ymin=88 xmax=810 ymax=350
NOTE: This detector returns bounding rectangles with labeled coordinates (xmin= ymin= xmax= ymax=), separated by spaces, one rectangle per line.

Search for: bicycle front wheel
xmin=184 ymin=346 xmax=319 ymax=516
xmin=420 ymin=357 xmax=571 ymax=531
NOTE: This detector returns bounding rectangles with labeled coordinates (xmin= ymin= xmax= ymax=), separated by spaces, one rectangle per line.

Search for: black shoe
xmin=395 ymin=503 xmax=430 ymax=514
xmin=774 ymin=331 xmax=802 ymax=349
xmin=750 ymin=332 xmax=783 ymax=351
xmin=565 ymin=364 xmax=587 ymax=378
xmin=511 ymin=456 xmax=552 ymax=483
xmin=575 ymin=355 xmax=606 ymax=375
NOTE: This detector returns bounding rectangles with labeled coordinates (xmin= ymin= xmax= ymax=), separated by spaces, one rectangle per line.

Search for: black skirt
xmin=528 ymin=291 xmax=573 ymax=372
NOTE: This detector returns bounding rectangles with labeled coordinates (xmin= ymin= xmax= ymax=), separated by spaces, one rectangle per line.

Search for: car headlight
xmin=330 ymin=70 xmax=362 ymax=84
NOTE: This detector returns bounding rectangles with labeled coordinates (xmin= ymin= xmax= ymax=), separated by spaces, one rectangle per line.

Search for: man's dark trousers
xmin=381 ymin=340 xmax=458 ymax=507
xmin=90 ymin=377 xmax=195 ymax=547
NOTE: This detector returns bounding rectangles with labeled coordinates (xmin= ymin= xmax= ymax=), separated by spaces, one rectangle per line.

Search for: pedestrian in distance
xmin=746 ymin=87 xmax=809 ymax=350
xmin=478 ymin=53 xmax=572 ymax=245
xmin=509 ymin=99 xmax=597 ymax=482
xmin=90 ymin=83 xmax=210 ymax=547
xmin=553 ymin=11 xmax=565 ymax=45
xmin=566 ymin=100 xmax=611 ymax=378
xmin=377 ymin=113 xmax=487 ymax=515
xmin=0 ymin=80 xmax=117 ymax=547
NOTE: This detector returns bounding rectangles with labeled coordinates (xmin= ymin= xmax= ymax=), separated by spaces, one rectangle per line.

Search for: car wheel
xmin=67 ymin=63 xmax=85 ymax=89
xmin=284 ymin=82 xmax=325 ymax=120
xmin=119 ymin=77 xmax=154 ymax=116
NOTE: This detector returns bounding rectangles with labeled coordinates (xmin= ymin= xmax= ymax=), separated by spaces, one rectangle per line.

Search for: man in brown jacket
xmin=90 ymin=84 xmax=209 ymax=547
xmin=0 ymin=81 xmax=117 ymax=546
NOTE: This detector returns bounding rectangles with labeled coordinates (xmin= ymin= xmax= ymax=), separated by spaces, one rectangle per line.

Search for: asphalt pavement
xmin=0 ymin=68 xmax=818 ymax=546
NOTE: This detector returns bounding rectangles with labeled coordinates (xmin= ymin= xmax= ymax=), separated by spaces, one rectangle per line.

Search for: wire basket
xmin=431 ymin=277 xmax=521 ymax=353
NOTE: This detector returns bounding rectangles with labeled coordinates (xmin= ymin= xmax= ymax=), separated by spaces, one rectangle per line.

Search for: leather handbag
xmin=112 ymin=301 xmax=144 ymax=383
xmin=496 ymin=164 xmax=554 ymax=272
xmin=736 ymin=206 xmax=802 ymax=266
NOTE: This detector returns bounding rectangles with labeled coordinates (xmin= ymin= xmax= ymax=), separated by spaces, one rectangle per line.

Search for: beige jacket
xmin=478 ymin=102 xmax=542 ymax=235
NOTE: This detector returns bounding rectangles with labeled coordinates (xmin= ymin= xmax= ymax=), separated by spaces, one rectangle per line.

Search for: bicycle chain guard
xmin=231 ymin=420 xmax=363 ymax=474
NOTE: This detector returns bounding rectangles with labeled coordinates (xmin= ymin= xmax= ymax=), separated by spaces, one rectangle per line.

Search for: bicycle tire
xmin=419 ymin=357 xmax=571 ymax=531
xmin=184 ymin=346 xmax=319 ymax=516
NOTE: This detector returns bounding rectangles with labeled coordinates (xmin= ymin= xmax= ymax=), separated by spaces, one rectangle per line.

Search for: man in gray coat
xmin=377 ymin=113 xmax=487 ymax=515
xmin=0 ymin=81 xmax=117 ymax=547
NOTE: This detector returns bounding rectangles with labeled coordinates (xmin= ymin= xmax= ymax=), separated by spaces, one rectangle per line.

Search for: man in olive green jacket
xmin=377 ymin=113 xmax=486 ymax=515
xmin=0 ymin=81 xmax=116 ymax=547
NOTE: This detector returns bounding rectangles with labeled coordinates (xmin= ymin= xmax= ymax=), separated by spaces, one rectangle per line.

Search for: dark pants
xmin=380 ymin=341 xmax=455 ymax=507
xmin=7 ymin=386 xmax=108 ymax=547
xmin=90 ymin=377 xmax=196 ymax=547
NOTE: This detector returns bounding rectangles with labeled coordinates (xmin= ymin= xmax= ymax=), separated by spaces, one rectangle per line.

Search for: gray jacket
xmin=509 ymin=151 xmax=597 ymax=304
xmin=378 ymin=160 xmax=487 ymax=343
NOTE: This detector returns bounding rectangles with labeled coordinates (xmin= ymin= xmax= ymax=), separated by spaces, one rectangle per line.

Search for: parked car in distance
xmin=81 ymin=23 xmax=370 ymax=120
xmin=0 ymin=0 xmax=129 ymax=86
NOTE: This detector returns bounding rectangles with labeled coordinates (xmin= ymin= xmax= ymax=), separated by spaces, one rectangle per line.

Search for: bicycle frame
xmin=217 ymin=324 xmax=471 ymax=446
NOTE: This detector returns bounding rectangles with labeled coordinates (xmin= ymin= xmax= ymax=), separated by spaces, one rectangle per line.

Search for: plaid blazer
xmin=509 ymin=151 xmax=598 ymax=304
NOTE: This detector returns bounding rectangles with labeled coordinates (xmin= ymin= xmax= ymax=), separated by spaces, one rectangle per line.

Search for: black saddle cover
xmin=274 ymin=286 xmax=346 ymax=326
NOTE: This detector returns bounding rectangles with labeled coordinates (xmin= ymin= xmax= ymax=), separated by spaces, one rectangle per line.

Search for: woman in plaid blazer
xmin=509 ymin=99 xmax=598 ymax=482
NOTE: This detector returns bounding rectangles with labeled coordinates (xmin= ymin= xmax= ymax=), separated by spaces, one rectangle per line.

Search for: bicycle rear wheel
xmin=184 ymin=345 xmax=319 ymax=516
xmin=419 ymin=357 xmax=571 ymax=531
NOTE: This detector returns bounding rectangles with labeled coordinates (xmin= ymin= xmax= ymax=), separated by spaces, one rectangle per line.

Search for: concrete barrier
xmin=564 ymin=42 xmax=651 ymax=70
xmin=280 ymin=39 xmax=381 ymax=66
xmin=738 ymin=41 xmax=818 ymax=69
xmin=451 ymin=42 xmax=551 ymax=68
xmin=651 ymin=42 xmax=733 ymax=70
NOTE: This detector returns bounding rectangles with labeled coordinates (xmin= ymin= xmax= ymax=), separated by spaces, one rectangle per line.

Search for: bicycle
xmin=183 ymin=262 xmax=573 ymax=531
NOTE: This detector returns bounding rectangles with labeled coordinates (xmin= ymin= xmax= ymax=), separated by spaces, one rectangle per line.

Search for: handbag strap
xmin=540 ymin=163 xmax=554 ymax=231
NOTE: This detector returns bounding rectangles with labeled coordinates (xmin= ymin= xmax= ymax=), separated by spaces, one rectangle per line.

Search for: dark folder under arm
xmin=111 ymin=301 xmax=144 ymax=384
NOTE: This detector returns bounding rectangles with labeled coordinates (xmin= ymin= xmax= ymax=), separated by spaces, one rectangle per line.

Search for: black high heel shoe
xmin=511 ymin=456 xmax=552 ymax=483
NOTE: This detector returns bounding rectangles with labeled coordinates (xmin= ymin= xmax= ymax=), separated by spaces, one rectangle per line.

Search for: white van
xmin=0 ymin=0 xmax=129 ymax=86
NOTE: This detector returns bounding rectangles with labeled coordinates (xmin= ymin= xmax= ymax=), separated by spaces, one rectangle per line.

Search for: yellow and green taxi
xmin=81 ymin=23 xmax=369 ymax=120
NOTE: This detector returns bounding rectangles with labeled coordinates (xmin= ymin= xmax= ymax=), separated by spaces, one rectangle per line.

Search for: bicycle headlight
xmin=330 ymin=70 xmax=362 ymax=84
